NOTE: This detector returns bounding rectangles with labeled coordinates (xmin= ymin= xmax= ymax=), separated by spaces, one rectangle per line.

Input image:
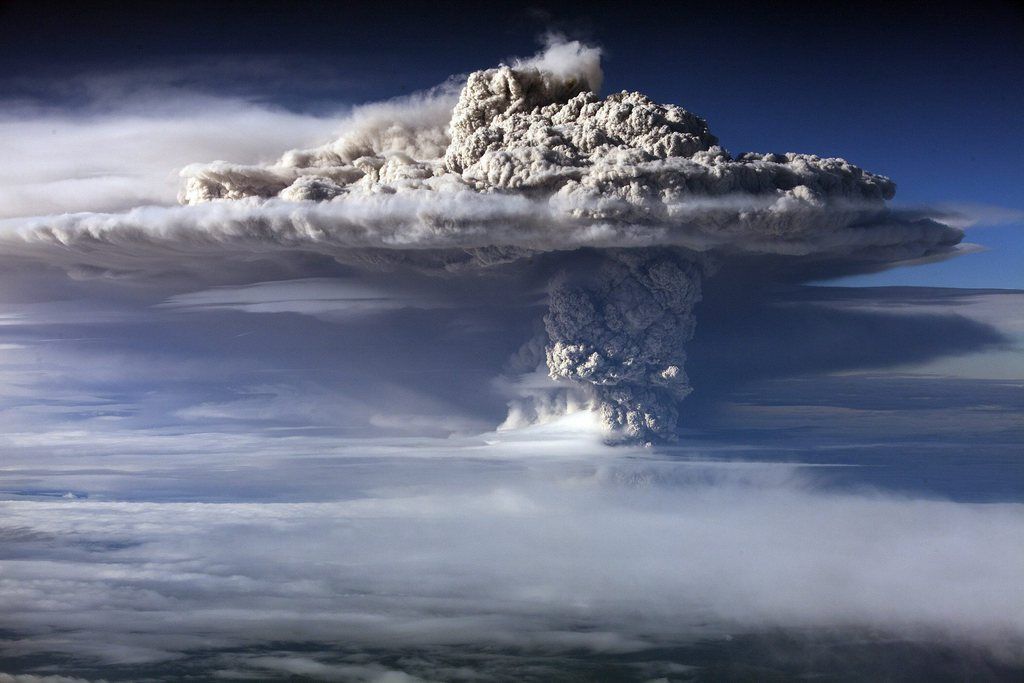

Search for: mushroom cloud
xmin=5 ymin=39 xmax=964 ymax=440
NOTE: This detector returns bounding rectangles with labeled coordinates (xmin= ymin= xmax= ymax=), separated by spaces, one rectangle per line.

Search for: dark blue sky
xmin=2 ymin=0 xmax=1022 ymax=285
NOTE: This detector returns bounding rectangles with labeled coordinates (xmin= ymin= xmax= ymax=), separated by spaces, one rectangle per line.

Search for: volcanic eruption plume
xmin=4 ymin=38 xmax=964 ymax=440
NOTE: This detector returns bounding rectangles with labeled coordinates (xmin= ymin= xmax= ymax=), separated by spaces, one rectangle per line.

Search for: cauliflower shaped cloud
xmin=177 ymin=39 xmax=949 ymax=260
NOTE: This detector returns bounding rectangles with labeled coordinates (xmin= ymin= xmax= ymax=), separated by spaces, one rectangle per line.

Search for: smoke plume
xmin=0 ymin=38 xmax=964 ymax=439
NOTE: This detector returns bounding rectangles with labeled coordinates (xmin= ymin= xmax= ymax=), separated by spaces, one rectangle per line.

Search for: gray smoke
xmin=0 ymin=38 xmax=965 ymax=439
xmin=544 ymin=250 xmax=705 ymax=440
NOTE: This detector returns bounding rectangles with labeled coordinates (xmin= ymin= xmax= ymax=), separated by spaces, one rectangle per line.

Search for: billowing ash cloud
xmin=544 ymin=250 xmax=705 ymax=439
xmin=1 ymin=39 xmax=964 ymax=440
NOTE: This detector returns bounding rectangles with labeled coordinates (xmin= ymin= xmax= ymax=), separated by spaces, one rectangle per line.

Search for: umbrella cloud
xmin=2 ymin=39 xmax=965 ymax=439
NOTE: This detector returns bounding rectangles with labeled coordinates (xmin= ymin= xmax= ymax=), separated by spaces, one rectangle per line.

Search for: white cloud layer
xmin=0 ymin=432 xmax=1021 ymax=671
xmin=0 ymin=96 xmax=339 ymax=221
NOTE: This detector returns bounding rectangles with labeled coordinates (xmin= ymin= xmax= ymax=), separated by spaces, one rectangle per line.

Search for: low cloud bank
xmin=0 ymin=442 xmax=1021 ymax=673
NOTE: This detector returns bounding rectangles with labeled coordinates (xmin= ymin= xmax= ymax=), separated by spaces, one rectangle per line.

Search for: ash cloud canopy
xmin=10 ymin=38 xmax=962 ymax=263
xmin=1 ymin=38 xmax=965 ymax=440
xmin=171 ymin=38 xmax=957 ymax=261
